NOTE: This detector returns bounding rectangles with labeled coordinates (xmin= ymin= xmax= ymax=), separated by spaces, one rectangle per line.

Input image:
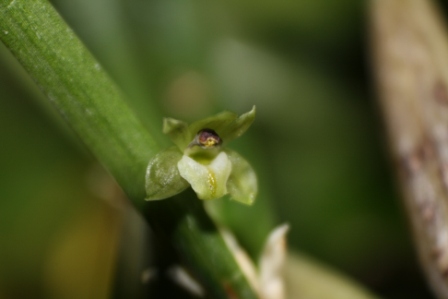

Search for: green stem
xmin=0 ymin=0 xmax=157 ymax=204
xmin=148 ymin=190 xmax=258 ymax=299
xmin=0 ymin=1 xmax=258 ymax=298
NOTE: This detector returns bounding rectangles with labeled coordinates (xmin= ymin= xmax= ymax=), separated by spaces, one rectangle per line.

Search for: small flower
xmin=145 ymin=106 xmax=257 ymax=205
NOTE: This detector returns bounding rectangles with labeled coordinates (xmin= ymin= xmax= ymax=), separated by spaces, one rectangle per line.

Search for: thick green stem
xmin=0 ymin=0 xmax=258 ymax=298
xmin=148 ymin=190 xmax=258 ymax=299
xmin=0 ymin=0 xmax=157 ymax=204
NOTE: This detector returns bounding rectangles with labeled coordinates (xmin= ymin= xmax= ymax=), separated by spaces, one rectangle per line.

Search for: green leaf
xmin=163 ymin=118 xmax=190 ymax=150
xmin=225 ymin=149 xmax=258 ymax=205
xmin=145 ymin=147 xmax=189 ymax=200
xmin=178 ymin=151 xmax=232 ymax=200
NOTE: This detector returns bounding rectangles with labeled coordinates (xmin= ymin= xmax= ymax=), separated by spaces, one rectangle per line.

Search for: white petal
xmin=259 ymin=224 xmax=290 ymax=299
xmin=177 ymin=152 xmax=232 ymax=200
xmin=220 ymin=229 xmax=260 ymax=294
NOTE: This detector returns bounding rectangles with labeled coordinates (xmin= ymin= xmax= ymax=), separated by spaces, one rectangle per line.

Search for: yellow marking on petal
xmin=207 ymin=171 xmax=217 ymax=198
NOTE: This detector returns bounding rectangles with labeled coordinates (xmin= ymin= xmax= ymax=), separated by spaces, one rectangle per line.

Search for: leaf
xmin=145 ymin=147 xmax=189 ymax=200
xmin=225 ymin=149 xmax=258 ymax=205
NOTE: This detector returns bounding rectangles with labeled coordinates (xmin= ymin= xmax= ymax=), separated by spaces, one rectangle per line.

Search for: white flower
xmin=145 ymin=107 xmax=258 ymax=205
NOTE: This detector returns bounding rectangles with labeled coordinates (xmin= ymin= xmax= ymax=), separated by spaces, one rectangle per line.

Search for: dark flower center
xmin=197 ymin=129 xmax=222 ymax=148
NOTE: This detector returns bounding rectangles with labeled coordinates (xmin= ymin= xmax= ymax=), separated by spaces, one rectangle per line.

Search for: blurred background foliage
xmin=1 ymin=0 xmax=445 ymax=298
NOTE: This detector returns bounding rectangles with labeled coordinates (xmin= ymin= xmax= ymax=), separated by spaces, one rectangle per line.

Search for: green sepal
xmin=219 ymin=106 xmax=256 ymax=143
xmin=189 ymin=106 xmax=256 ymax=145
xmin=145 ymin=146 xmax=189 ymax=200
xmin=163 ymin=107 xmax=256 ymax=150
xmin=188 ymin=111 xmax=238 ymax=143
xmin=163 ymin=118 xmax=190 ymax=150
xmin=225 ymin=149 xmax=258 ymax=205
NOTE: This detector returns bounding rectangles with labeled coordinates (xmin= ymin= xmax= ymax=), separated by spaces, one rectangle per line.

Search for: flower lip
xmin=192 ymin=128 xmax=222 ymax=149
xmin=147 ymin=107 xmax=257 ymax=204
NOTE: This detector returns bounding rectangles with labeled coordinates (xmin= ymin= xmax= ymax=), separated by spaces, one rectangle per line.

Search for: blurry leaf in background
xmin=0 ymin=40 xmax=125 ymax=299
xmin=285 ymin=251 xmax=380 ymax=299
xmin=43 ymin=199 xmax=122 ymax=299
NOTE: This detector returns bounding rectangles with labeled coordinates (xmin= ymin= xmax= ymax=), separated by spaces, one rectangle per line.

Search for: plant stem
xmin=0 ymin=0 xmax=157 ymax=204
xmin=0 ymin=1 xmax=258 ymax=297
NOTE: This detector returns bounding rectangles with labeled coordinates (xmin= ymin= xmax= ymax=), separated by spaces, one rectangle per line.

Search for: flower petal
xmin=145 ymin=147 xmax=189 ymax=200
xmin=259 ymin=224 xmax=289 ymax=299
xmin=178 ymin=151 xmax=232 ymax=200
xmin=225 ymin=149 xmax=258 ymax=205
xmin=163 ymin=117 xmax=190 ymax=150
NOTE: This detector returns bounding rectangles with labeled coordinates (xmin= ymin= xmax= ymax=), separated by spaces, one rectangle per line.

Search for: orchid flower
xmin=145 ymin=107 xmax=257 ymax=205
